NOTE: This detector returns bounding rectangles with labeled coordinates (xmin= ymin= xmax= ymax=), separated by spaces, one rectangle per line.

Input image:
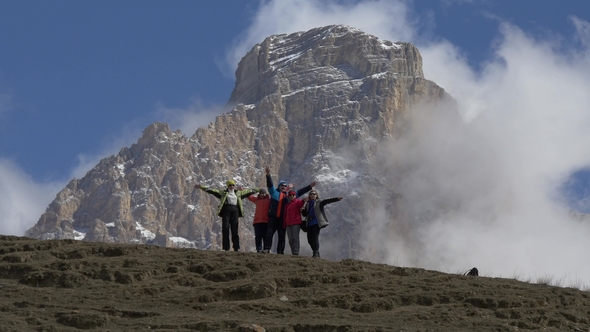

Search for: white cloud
xmin=0 ymin=158 xmax=63 ymax=235
xmin=400 ymin=19 xmax=590 ymax=284
xmin=238 ymin=0 xmax=590 ymax=285
xmin=571 ymin=15 xmax=590 ymax=50
xmin=0 ymin=137 xmax=132 ymax=235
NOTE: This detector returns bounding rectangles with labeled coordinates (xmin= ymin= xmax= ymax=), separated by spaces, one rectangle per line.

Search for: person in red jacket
xmin=283 ymin=190 xmax=306 ymax=255
xmin=262 ymin=166 xmax=315 ymax=254
xmin=247 ymin=188 xmax=271 ymax=253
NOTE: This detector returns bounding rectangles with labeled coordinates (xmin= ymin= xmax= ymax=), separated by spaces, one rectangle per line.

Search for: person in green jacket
xmin=195 ymin=180 xmax=259 ymax=251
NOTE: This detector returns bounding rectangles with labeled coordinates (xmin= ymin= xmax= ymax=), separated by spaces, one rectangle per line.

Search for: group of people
xmin=194 ymin=167 xmax=343 ymax=258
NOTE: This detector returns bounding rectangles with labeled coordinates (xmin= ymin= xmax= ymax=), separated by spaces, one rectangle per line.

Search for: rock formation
xmin=25 ymin=25 xmax=452 ymax=258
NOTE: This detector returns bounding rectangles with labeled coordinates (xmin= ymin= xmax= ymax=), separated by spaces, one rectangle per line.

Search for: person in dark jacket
xmin=262 ymin=167 xmax=315 ymax=254
xmin=195 ymin=180 xmax=258 ymax=251
xmin=302 ymin=189 xmax=343 ymax=258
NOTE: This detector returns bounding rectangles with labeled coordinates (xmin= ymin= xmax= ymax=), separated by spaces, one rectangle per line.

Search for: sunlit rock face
xmin=26 ymin=25 xmax=451 ymax=258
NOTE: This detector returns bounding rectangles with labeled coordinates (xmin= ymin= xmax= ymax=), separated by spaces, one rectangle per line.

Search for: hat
xmin=288 ymin=190 xmax=297 ymax=196
xmin=278 ymin=180 xmax=287 ymax=187
xmin=226 ymin=179 xmax=235 ymax=186
xmin=259 ymin=188 xmax=268 ymax=194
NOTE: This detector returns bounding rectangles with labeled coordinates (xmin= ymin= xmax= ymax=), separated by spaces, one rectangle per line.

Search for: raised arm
xmin=296 ymin=179 xmax=317 ymax=197
xmin=265 ymin=167 xmax=280 ymax=199
xmin=265 ymin=167 xmax=274 ymax=188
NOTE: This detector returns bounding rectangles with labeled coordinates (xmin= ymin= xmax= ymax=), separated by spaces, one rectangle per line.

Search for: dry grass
xmin=459 ymin=268 xmax=590 ymax=293
xmin=2 ymin=236 xmax=590 ymax=331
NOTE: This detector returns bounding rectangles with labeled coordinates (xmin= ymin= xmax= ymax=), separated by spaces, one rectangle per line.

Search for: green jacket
xmin=199 ymin=185 xmax=259 ymax=217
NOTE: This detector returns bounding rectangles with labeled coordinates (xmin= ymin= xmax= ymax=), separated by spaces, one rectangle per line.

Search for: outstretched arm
xmin=240 ymin=188 xmax=260 ymax=199
xmin=194 ymin=183 xmax=223 ymax=199
xmin=319 ymin=197 xmax=343 ymax=208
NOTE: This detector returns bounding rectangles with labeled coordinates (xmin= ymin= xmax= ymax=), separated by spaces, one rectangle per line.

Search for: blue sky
xmin=1 ymin=1 xmax=588 ymax=183
xmin=2 ymin=0 xmax=590 ymax=284
xmin=0 ymin=0 xmax=590 ymax=181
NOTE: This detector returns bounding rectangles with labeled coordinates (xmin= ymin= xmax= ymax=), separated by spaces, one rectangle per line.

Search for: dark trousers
xmin=264 ymin=216 xmax=286 ymax=254
xmin=306 ymin=224 xmax=321 ymax=252
xmin=253 ymin=223 xmax=268 ymax=252
xmin=221 ymin=205 xmax=240 ymax=251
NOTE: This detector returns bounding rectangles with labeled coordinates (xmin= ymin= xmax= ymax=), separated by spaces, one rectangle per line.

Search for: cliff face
xmin=25 ymin=25 xmax=452 ymax=257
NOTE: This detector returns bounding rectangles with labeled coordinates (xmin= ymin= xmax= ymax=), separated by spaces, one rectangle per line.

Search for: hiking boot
xmin=312 ymin=251 xmax=320 ymax=258
xmin=261 ymin=249 xmax=270 ymax=254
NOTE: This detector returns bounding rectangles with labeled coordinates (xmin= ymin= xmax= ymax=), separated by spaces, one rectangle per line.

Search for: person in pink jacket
xmin=247 ymin=188 xmax=271 ymax=253
xmin=283 ymin=190 xmax=306 ymax=255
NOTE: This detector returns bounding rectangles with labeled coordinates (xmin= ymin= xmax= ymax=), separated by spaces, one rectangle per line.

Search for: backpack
xmin=464 ymin=267 xmax=478 ymax=276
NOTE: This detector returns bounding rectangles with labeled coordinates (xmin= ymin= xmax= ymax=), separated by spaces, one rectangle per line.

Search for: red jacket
xmin=247 ymin=195 xmax=270 ymax=224
xmin=283 ymin=198 xmax=305 ymax=227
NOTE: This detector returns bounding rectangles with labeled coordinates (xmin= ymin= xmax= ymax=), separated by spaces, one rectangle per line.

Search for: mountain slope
xmin=25 ymin=25 xmax=452 ymax=258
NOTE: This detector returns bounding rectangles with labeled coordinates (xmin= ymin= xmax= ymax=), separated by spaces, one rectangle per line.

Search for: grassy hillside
xmin=0 ymin=236 xmax=588 ymax=331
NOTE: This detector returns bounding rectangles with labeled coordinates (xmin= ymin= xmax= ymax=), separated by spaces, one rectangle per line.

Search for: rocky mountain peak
xmin=230 ymin=24 xmax=424 ymax=105
xmin=25 ymin=25 xmax=452 ymax=258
